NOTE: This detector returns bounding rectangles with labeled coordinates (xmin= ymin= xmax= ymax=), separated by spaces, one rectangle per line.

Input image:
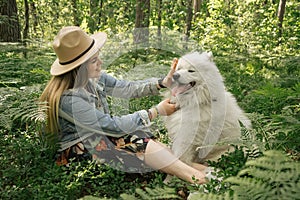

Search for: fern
xmin=79 ymin=195 xmax=110 ymax=200
xmin=228 ymin=150 xmax=300 ymax=199
xmin=188 ymin=150 xmax=300 ymax=200
xmin=0 ymin=87 xmax=18 ymax=130
xmin=188 ymin=191 xmax=235 ymax=200
xmin=0 ymin=85 xmax=47 ymax=132
xmin=120 ymin=186 xmax=180 ymax=200
xmin=13 ymin=100 xmax=48 ymax=124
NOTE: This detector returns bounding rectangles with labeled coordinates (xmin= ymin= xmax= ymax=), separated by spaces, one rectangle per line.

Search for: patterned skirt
xmin=56 ymin=130 xmax=155 ymax=173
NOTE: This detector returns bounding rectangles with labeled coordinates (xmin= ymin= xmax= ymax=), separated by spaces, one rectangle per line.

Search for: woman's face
xmin=86 ymin=52 xmax=102 ymax=78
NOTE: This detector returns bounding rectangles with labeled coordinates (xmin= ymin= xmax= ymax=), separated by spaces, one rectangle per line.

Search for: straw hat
xmin=50 ymin=26 xmax=107 ymax=76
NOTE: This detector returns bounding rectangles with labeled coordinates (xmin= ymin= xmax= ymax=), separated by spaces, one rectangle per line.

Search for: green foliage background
xmin=1 ymin=0 xmax=300 ymax=199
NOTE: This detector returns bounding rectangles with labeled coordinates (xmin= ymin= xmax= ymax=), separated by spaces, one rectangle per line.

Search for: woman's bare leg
xmin=191 ymin=162 xmax=208 ymax=171
xmin=145 ymin=139 xmax=207 ymax=184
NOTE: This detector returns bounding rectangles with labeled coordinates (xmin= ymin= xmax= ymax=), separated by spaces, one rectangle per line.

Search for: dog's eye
xmin=188 ymin=70 xmax=195 ymax=73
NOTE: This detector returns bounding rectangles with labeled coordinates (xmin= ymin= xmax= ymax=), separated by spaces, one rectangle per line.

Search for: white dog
xmin=164 ymin=51 xmax=251 ymax=166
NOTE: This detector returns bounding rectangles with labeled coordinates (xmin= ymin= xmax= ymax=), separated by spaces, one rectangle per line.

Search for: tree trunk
xmin=88 ymin=0 xmax=99 ymax=33
xmin=193 ymin=0 xmax=201 ymax=19
xmin=206 ymin=0 xmax=210 ymax=18
xmin=30 ymin=1 xmax=38 ymax=34
xmin=156 ymin=0 xmax=162 ymax=37
xmin=0 ymin=0 xmax=21 ymax=42
xmin=135 ymin=0 xmax=150 ymax=28
xmin=54 ymin=1 xmax=59 ymax=22
xmin=134 ymin=0 xmax=150 ymax=44
xmin=23 ymin=0 xmax=29 ymax=44
xmin=185 ymin=0 xmax=193 ymax=39
xmin=71 ymin=0 xmax=80 ymax=26
xmin=97 ymin=0 xmax=103 ymax=29
xmin=277 ymin=0 xmax=286 ymax=38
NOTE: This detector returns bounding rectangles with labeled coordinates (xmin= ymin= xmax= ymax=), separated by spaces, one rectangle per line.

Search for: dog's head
xmin=171 ymin=51 xmax=214 ymax=97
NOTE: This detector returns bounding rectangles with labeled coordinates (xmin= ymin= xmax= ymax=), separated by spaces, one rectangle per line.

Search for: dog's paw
xmin=204 ymin=167 xmax=222 ymax=182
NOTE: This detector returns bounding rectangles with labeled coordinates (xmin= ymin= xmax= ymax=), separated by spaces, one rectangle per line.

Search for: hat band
xmin=59 ymin=39 xmax=95 ymax=65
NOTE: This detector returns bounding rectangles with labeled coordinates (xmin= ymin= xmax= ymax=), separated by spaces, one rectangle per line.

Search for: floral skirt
xmin=56 ymin=131 xmax=155 ymax=173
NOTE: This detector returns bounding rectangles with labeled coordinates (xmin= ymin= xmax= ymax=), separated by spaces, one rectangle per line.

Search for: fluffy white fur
xmin=164 ymin=51 xmax=251 ymax=165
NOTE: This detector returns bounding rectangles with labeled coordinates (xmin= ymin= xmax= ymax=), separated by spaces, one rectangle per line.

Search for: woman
xmin=40 ymin=26 xmax=208 ymax=184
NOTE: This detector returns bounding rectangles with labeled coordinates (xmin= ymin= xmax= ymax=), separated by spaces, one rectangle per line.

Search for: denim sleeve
xmin=99 ymin=72 xmax=160 ymax=98
xmin=60 ymin=93 xmax=151 ymax=137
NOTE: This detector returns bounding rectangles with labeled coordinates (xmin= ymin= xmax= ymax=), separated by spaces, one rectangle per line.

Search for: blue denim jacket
xmin=58 ymin=72 xmax=160 ymax=151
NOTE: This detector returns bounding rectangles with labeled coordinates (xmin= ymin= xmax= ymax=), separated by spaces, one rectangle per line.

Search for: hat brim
xmin=50 ymin=32 xmax=107 ymax=76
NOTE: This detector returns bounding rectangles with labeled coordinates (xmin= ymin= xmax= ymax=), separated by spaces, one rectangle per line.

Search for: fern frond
xmin=245 ymin=150 xmax=299 ymax=170
xmin=79 ymin=195 xmax=109 ymax=200
xmin=10 ymin=99 xmax=48 ymax=130
xmin=0 ymin=114 xmax=12 ymax=130
xmin=188 ymin=191 xmax=234 ymax=200
xmin=12 ymin=100 xmax=48 ymax=123
xmin=120 ymin=193 xmax=136 ymax=199
xmin=239 ymin=166 xmax=298 ymax=183
xmin=135 ymin=188 xmax=150 ymax=199
xmin=120 ymin=186 xmax=180 ymax=200
xmin=228 ymin=150 xmax=300 ymax=199
xmin=194 ymin=150 xmax=300 ymax=200
xmin=226 ymin=176 xmax=272 ymax=199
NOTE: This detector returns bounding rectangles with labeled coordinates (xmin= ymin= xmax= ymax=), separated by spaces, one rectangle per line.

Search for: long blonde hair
xmin=40 ymin=62 xmax=89 ymax=134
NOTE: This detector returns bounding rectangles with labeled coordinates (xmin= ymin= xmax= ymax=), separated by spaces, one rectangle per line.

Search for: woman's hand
xmin=156 ymin=98 xmax=176 ymax=116
xmin=160 ymin=58 xmax=178 ymax=88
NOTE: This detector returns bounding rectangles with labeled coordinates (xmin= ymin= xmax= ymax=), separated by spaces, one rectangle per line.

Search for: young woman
xmin=40 ymin=26 xmax=208 ymax=184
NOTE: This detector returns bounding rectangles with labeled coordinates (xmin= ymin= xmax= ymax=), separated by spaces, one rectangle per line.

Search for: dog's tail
xmin=238 ymin=113 xmax=254 ymax=141
xmin=239 ymin=114 xmax=252 ymax=130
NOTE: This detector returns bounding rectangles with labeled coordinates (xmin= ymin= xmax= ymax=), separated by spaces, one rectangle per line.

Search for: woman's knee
xmin=144 ymin=139 xmax=178 ymax=169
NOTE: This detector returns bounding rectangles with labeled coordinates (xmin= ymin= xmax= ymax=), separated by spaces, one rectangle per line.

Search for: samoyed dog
xmin=164 ymin=51 xmax=251 ymax=166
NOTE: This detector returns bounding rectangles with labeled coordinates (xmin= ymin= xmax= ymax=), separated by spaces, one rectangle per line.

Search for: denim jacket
xmin=58 ymin=72 xmax=160 ymax=151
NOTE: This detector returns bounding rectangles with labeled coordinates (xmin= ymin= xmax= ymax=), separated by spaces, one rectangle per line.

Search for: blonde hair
xmin=40 ymin=62 xmax=89 ymax=134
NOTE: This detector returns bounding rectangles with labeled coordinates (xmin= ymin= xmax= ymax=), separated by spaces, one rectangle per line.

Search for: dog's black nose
xmin=173 ymin=73 xmax=180 ymax=80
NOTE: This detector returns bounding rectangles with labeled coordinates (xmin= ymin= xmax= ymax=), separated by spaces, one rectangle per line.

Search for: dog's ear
xmin=207 ymin=51 xmax=213 ymax=61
